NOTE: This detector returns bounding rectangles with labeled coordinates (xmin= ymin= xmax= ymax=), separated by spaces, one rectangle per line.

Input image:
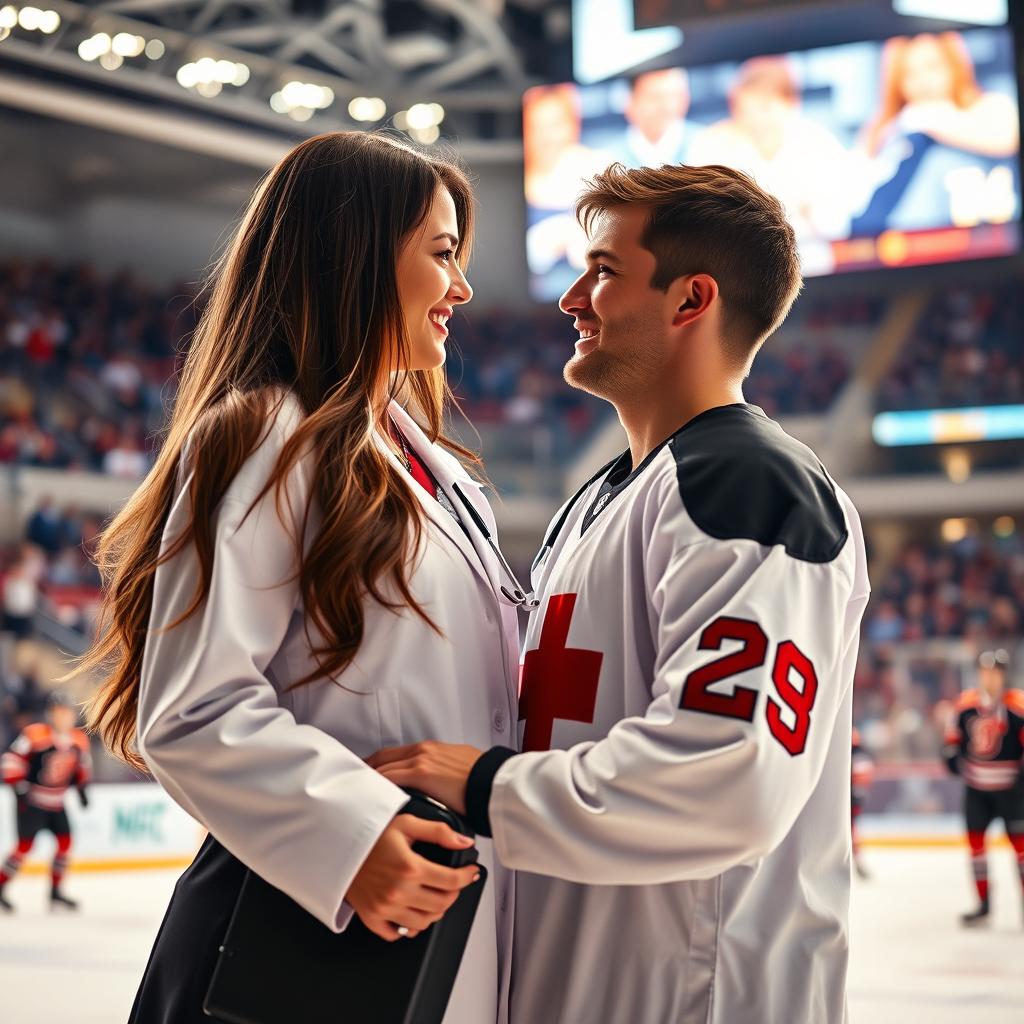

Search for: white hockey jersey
xmin=466 ymin=403 xmax=870 ymax=1024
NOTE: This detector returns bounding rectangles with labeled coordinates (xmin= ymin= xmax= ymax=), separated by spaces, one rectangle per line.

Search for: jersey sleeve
xmin=136 ymin=398 xmax=407 ymax=932
xmin=73 ymin=731 xmax=93 ymax=787
xmin=1005 ymin=691 xmax=1024 ymax=751
xmin=941 ymin=705 xmax=966 ymax=775
xmin=1 ymin=730 xmax=31 ymax=786
xmin=488 ymin=468 xmax=867 ymax=885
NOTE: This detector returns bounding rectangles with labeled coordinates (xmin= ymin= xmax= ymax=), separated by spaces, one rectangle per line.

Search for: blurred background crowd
xmin=0 ymin=0 xmax=1022 ymax=1016
xmin=2 ymin=257 xmax=1021 ymax=804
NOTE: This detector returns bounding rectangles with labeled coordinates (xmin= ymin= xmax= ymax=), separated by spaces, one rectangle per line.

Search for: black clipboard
xmin=203 ymin=791 xmax=487 ymax=1024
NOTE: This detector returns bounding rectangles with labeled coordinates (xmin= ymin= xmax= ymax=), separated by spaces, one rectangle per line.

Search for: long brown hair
xmin=864 ymin=33 xmax=982 ymax=155
xmin=73 ymin=131 xmax=478 ymax=773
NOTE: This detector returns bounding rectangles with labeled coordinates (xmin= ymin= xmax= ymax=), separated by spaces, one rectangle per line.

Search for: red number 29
xmin=679 ymin=617 xmax=818 ymax=757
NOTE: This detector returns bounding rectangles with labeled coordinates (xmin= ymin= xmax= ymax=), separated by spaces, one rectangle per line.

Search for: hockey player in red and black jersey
xmin=942 ymin=648 xmax=1024 ymax=927
xmin=0 ymin=691 xmax=92 ymax=912
xmin=851 ymin=727 xmax=875 ymax=880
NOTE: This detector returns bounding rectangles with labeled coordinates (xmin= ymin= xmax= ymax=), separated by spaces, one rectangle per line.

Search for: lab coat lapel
xmin=384 ymin=402 xmax=501 ymax=599
xmin=387 ymin=404 xmax=522 ymax=715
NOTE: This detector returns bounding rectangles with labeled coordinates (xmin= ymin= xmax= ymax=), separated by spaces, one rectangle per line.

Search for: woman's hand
xmin=346 ymin=814 xmax=480 ymax=942
xmin=366 ymin=741 xmax=483 ymax=815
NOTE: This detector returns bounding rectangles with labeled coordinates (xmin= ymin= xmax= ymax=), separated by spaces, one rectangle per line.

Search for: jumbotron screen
xmin=523 ymin=26 xmax=1021 ymax=300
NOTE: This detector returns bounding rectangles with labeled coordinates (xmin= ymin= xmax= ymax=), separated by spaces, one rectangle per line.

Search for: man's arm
xmin=374 ymin=498 xmax=866 ymax=885
xmin=1 ymin=730 xmax=31 ymax=788
xmin=941 ymin=714 xmax=964 ymax=776
xmin=478 ymin=530 xmax=863 ymax=884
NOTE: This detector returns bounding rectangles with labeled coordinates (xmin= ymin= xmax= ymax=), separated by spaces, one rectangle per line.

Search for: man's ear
xmin=670 ymin=273 xmax=719 ymax=328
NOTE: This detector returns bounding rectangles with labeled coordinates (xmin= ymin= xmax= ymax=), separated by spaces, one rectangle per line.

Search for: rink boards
xmin=0 ymin=784 xmax=205 ymax=872
xmin=0 ymin=784 xmax=1014 ymax=874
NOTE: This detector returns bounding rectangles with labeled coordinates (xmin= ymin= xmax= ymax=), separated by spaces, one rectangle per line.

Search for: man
xmin=0 ymin=691 xmax=91 ymax=912
xmin=942 ymin=648 xmax=1024 ymax=927
xmin=370 ymin=163 xmax=870 ymax=1022
xmin=603 ymin=68 xmax=698 ymax=169
xmin=688 ymin=56 xmax=853 ymax=274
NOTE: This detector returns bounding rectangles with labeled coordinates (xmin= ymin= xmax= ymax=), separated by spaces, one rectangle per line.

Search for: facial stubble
xmin=563 ymin=307 xmax=666 ymax=403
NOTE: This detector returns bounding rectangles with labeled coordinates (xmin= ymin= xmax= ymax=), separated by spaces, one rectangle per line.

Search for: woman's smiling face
xmin=396 ymin=185 xmax=473 ymax=371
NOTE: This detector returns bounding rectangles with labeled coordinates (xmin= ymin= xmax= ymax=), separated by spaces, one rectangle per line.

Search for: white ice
xmin=0 ymin=848 xmax=1022 ymax=1023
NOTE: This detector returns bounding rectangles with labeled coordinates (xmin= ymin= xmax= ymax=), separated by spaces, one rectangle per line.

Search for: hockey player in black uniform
xmin=0 ymin=691 xmax=92 ymax=912
xmin=942 ymin=649 xmax=1024 ymax=927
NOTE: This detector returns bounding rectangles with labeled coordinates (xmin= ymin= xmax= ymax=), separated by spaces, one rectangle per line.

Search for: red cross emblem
xmin=518 ymin=593 xmax=603 ymax=752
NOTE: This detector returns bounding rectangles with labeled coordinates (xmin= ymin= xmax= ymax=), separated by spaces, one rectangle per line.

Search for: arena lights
xmin=348 ymin=96 xmax=387 ymax=122
xmin=993 ymin=516 xmax=1016 ymax=538
xmin=940 ymin=517 xmax=974 ymax=543
xmin=393 ymin=103 xmax=445 ymax=144
xmin=0 ymin=5 xmax=60 ymax=40
xmin=943 ymin=449 xmax=972 ymax=485
xmin=79 ymin=30 xmax=166 ymax=69
xmin=112 ymin=32 xmax=145 ymax=57
xmin=891 ymin=0 xmax=1008 ymax=27
xmin=176 ymin=58 xmax=251 ymax=97
xmin=269 ymin=81 xmax=334 ymax=121
xmin=872 ymin=405 xmax=1024 ymax=446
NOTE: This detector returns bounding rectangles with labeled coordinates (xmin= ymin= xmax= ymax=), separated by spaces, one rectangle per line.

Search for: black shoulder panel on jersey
xmin=669 ymin=404 xmax=848 ymax=563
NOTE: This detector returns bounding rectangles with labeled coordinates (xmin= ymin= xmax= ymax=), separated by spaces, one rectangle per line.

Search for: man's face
xmin=558 ymin=204 xmax=675 ymax=402
xmin=978 ymin=665 xmax=1005 ymax=703
xmin=626 ymin=69 xmax=689 ymax=142
xmin=731 ymin=85 xmax=793 ymax=144
xmin=48 ymin=705 xmax=76 ymax=733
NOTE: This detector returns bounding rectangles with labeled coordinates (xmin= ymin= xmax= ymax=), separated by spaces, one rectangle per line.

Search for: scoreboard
xmin=635 ymin=0 xmax=833 ymax=29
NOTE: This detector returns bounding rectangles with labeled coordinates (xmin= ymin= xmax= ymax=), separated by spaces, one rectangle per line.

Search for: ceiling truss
xmin=0 ymin=0 xmax=567 ymax=156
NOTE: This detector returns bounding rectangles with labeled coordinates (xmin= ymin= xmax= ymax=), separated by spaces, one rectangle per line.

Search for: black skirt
xmin=129 ymin=833 xmax=247 ymax=1024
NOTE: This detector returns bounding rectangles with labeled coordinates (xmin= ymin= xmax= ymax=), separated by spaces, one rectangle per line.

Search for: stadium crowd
xmin=0 ymin=498 xmax=103 ymax=749
xmin=0 ymin=261 xmax=189 ymax=477
xmin=1 ymin=262 xmax=1021 ymax=783
xmin=865 ymin=529 xmax=1022 ymax=646
xmin=0 ymin=261 xmax=890 ymax=484
xmin=854 ymin=525 xmax=1023 ymax=763
xmin=1 ymin=501 xmax=102 ymax=632
xmin=878 ymin=283 xmax=1024 ymax=412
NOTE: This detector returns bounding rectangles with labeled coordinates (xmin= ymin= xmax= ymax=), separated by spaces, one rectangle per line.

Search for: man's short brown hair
xmin=576 ymin=162 xmax=802 ymax=360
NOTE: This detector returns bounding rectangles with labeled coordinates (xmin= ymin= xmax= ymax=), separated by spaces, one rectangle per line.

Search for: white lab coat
xmin=136 ymin=392 xmax=519 ymax=1024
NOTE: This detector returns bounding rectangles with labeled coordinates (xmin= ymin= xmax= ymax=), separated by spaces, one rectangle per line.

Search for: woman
xmin=853 ymin=32 xmax=1019 ymax=235
xmin=73 ymin=131 xmax=519 ymax=1022
xmin=863 ymin=32 xmax=1018 ymax=160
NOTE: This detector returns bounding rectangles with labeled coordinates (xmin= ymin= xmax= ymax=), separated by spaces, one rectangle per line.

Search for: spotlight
xmin=112 ymin=32 xmax=145 ymax=58
xmin=409 ymin=125 xmax=440 ymax=144
xmin=273 ymin=80 xmax=334 ymax=118
xmin=348 ymin=96 xmax=387 ymax=122
xmin=17 ymin=6 xmax=42 ymax=31
xmin=176 ymin=57 xmax=251 ymax=95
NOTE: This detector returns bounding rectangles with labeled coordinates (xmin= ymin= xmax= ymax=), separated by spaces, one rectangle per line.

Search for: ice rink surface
xmin=1 ymin=847 xmax=1022 ymax=1023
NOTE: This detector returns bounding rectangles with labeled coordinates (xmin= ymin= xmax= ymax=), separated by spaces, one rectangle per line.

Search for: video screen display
xmin=524 ymin=26 xmax=1021 ymax=300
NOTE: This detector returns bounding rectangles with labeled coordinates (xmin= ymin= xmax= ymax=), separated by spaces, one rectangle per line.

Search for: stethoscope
xmin=449 ymin=454 xmax=619 ymax=611
xmin=450 ymin=481 xmax=540 ymax=609
xmin=388 ymin=420 xmax=533 ymax=609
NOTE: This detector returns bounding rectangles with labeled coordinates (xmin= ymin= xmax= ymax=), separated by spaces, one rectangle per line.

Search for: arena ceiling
xmin=0 ymin=0 xmax=571 ymax=162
